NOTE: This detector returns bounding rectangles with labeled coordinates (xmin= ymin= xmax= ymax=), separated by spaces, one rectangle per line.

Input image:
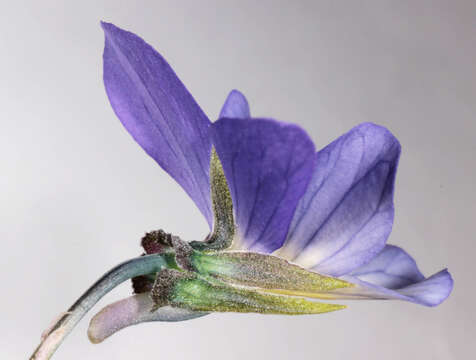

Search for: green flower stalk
xmin=30 ymin=255 xmax=169 ymax=359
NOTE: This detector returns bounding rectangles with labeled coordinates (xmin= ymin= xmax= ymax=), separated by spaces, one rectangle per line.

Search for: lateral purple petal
xmin=101 ymin=22 xmax=213 ymax=226
xmin=219 ymin=90 xmax=250 ymax=119
xmin=277 ymin=123 xmax=400 ymax=276
xmin=212 ymin=118 xmax=315 ymax=252
xmin=339 ymin=245 xmax=453 ymax=306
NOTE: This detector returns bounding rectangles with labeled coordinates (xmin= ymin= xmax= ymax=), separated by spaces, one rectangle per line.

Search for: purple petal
xmin=88 ymin=294 xmax=206 ymax=343
xmin=396 ymin=269 xmax=453 ymax=306
xmin=212 ymin=118 xmax=315 ymax=252
xmin=350 ymin=244 xmax=425 ymax=289
xmin=321 ymin=245 xmax=453 ymax=306
xmin=339 ymin=272 xmax=453 ymax=307
xmin=102 ymin=22 xmax=213 ymax=226
xmin=276 ymin=123 xmax=400 ymax=276
xmin=219 ymin=90 xmax=250 ymax=119
xmin=344 ymin=245 xmax=453 ymax=306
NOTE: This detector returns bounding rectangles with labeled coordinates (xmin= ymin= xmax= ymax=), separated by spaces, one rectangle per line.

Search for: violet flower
xmin=30 ymin=22 xmax=453 ymax=360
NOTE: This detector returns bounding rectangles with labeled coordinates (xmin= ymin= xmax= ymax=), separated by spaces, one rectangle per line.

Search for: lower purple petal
xmin=350 ymin=245 xmax=425 ymax=289
xmin=333 ymin=245 xmax=453 ymax=306
xmin=341 ymin=269 xmax=453 ymax=307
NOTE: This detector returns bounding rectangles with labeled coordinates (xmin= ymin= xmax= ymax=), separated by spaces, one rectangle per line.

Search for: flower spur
xmin=30 ymin=22 xmax=453 ymax=360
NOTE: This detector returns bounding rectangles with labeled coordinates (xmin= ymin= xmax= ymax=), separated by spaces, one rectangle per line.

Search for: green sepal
xmin=190 ymin=251 xmax=354 ymax=299
xmin=190 ymin=148 xmax=235 ymax=251
xmin=153 ymin=269 xmax=345 ymax=315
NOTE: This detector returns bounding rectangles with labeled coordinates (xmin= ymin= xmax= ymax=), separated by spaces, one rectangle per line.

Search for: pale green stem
xmin=29 ymin=254 xmax=168 ymax=360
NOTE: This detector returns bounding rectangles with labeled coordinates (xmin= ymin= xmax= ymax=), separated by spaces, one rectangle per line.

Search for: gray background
xmin=1 ymin=1 xmax=474 ymax=359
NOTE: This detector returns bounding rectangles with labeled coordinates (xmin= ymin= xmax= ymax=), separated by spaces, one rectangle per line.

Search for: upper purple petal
xmin=219 ymin=90 xmax=250 ymax=119
xmin=340 ymin=245 xmax=453 ymax=306
xmin=276 ymin=123 xmax=400 ymax=276
xmin=212 ymin=118 xmax=315 ymax=252
xmin=102 ymin=22 xmax=213 ymax=226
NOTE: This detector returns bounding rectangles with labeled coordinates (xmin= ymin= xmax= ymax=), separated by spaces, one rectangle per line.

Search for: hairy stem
xmin=29 ymin=254 xmax=168 ymax=360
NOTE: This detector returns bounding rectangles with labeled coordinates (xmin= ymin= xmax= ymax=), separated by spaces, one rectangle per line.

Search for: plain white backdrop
xmin=1 ymin=1 xmax=474 ymax=359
